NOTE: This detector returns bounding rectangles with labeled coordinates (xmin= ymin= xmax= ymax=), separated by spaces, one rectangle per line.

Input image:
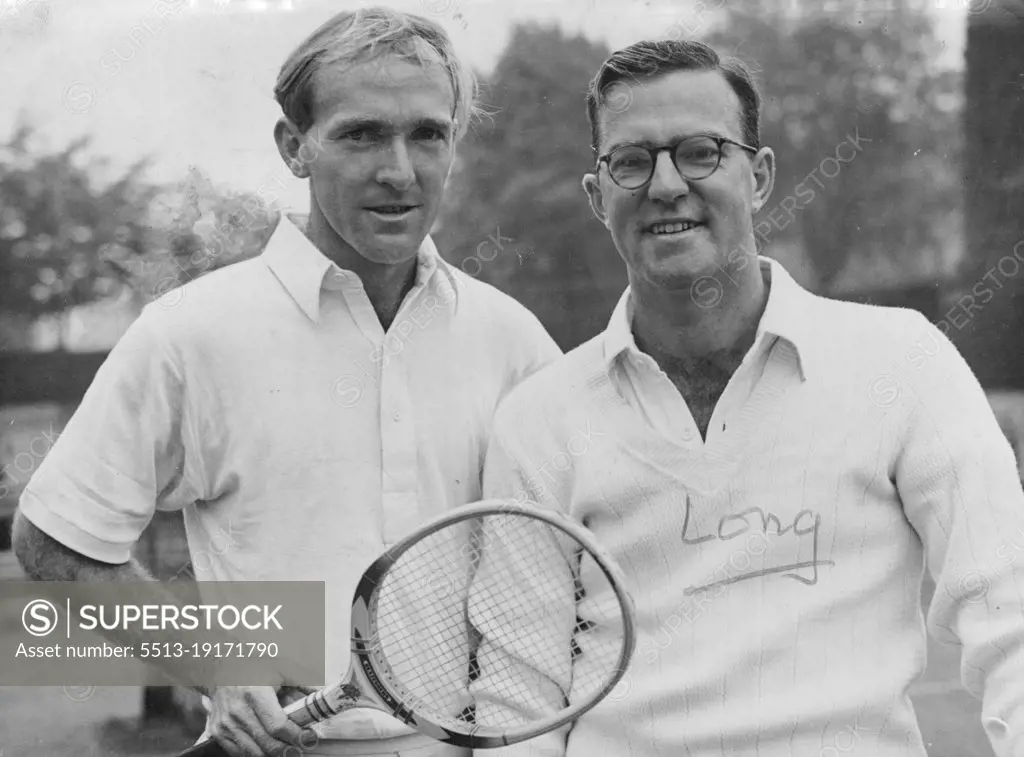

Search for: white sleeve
xmin=18 ymin=305 xmax=204 ymax=563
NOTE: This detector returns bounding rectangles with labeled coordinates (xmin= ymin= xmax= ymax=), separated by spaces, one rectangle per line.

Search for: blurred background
xmin=1 ymin=0 xmax=1023 ymax=754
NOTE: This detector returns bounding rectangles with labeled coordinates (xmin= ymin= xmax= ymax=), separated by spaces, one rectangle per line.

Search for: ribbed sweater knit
xmin=478 ymin=278 xmax=1024 ymax=757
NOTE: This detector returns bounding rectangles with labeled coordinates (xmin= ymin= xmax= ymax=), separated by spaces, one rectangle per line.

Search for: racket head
xmin=348 ymin=498 xmax=636 ymax=749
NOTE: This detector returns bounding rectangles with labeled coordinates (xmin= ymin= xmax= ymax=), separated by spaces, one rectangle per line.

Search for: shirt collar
xmin=603 ymin=256 xmax=817 ymax=381
xmin=260 ymin=213 xmax=454 ymax=323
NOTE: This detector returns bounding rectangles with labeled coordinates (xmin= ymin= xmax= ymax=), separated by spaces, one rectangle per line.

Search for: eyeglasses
xmin=595 ymin=135 xmax=759 ymax=190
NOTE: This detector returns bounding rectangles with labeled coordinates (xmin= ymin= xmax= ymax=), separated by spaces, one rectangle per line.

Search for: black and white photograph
xmin=1 ymin=0 xmax=1023 ymax=755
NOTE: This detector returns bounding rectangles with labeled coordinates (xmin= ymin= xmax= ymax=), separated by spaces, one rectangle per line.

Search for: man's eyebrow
xmin=326 ymin=116 xmax=385 ymax=130
xmin=602 ymin=132 xmax=726 ymax=153
xmin=412 ymin=117 xmax=455 ymax=133
xmin=325 ymin=116 xmax=454 ymax=132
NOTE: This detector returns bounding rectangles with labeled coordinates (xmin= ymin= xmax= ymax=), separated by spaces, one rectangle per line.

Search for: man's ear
xmin=274 ymin=117 xmax=310 ymax=179
xmin=582 ymin=172 xmax=610 ymax=228
xmin=749 ymin=145 xmax=776 ymax=215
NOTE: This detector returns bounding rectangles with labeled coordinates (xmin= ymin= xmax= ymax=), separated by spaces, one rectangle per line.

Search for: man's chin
xmin=358 ymin=235 xmax=424 ymax=266
xmin=640 ymin=251 xmax=720 ymax=289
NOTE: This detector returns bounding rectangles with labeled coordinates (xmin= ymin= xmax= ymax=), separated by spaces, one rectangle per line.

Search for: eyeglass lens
xmin=607 ymin=136 xmax=721 ymax=188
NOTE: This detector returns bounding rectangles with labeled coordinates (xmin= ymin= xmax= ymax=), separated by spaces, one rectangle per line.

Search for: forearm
xmin=13 ymin=510 xmax=153 ymax=582
xmin=13 ymin=509 xmax=220 ymax=696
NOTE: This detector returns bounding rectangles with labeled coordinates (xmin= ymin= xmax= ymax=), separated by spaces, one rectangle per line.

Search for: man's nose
xmin=646 ymin=150 xmax=690 ymax=204
xmin=376 ymin=138 xmax=416 ymax=190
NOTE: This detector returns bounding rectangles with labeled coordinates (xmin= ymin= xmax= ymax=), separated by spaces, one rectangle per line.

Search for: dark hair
xmin=585 ymin=39 xmax=761 ymax=154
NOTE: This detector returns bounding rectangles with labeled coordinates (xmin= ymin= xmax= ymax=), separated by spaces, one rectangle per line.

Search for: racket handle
xmin=175 ymin=738 xmax=230 ymax=757
xmin=282 ymin=682 xmax=348 ymax=726
xmin=173 ymin=686 xmax=347 ymax=757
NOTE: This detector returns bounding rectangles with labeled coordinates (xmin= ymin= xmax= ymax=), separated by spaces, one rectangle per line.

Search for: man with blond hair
xmin=13 ymin=7 xmax=560 ymax=756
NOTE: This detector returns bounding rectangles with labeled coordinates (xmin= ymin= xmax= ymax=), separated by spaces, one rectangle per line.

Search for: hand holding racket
xmin=177 ymin=499 xmax=636 ymax=755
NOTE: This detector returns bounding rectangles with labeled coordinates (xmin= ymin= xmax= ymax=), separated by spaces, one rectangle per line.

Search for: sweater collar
xmin=602 ymin=256 xmax=817 ymax=381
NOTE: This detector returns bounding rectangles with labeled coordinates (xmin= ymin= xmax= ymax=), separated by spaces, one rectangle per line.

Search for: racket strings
xmin=373 ymin=513 xmax=627 ymax=734
xmin=374 ymin=523 xmax=473 ymax=715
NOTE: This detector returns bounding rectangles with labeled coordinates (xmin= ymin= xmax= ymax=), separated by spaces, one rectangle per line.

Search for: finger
xmin=242 ymin=690 xmax=306 ymax=751
xmin=260 ymin=700 xmax=308 ymax=745
xmin=230 ymin=718 xmax=286 ymax=756
xmin=223 ymin=725 xmax=266 ymax=757
xmin=221 ymin=706 xmax=284 ymax=757
xmin=206 ymin=725 xmax=245 ymax=757
xmin=279 ymin=728 xmax=319 ymax=757
xmin=208 ymin=701 xmax=268 ymax=756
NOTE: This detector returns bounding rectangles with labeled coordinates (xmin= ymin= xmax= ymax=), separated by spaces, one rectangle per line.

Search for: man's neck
xmin=631 ymin=261 xmax=768 ymax=373
xmin=298 ymin=211 xmax=419 ymax=332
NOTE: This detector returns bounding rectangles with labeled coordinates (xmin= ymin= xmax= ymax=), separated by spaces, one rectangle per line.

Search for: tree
xmin=434 ymin=23 xmax=626 ymax=349
xmin=0 ymin=126 xmax=277 ymax=341
xmin=437 ymin=10 xmax=965 ymax=351
xmin=955 ymin=0 xmax=1024 ymax=389
xmin=104 ymin=166 xmax=281 ymax=308
xmin=0 ymin=122 xmax=160 ymax=343
xmin=704 ymin=2 xmax=963 ymax=291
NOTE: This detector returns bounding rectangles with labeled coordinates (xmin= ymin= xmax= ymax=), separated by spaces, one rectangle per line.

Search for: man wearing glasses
xmin=476 ymin=39 xmax=1024 ymax=757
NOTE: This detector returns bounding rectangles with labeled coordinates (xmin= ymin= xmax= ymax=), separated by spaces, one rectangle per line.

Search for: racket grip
xmin=173 ymin=688 xmax=334 ymax=757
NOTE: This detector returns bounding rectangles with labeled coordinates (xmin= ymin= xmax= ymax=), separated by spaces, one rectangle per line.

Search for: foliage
xmin=954 ymin=3 xmax=1024 ymax=389
xmin=0 ymin=7 xmax=974 ymax=353
xmin=436 ymin=7 xmax=966 ymax=354
xmin=704 ymin=4 xmax=963 ymax=288
xmin=107 ymin=167 xmax=280 ymax=306
xmin=0 ymin=122 xmax=160 ymax=317
xmin=434 ymin=24 xmax=626 ymax=349
xmin=0 ymin=125 xmax=279 ymax=325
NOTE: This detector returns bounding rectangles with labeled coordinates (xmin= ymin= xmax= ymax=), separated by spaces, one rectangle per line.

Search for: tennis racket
xmin=178 ymin=498 xmax=636 ymax=754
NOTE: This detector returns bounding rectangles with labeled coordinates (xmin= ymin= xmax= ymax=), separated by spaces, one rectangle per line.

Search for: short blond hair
xmin=274 ymin=6 xmax=478 ymax=140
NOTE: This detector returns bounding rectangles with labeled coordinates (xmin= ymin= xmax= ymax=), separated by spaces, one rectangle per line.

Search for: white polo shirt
xmin=19 ymin=214 xmax=561 ymax=741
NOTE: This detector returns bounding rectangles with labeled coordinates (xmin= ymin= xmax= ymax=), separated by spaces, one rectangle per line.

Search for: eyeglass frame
xmin=593 ymin=134 xmax=760 ymax=189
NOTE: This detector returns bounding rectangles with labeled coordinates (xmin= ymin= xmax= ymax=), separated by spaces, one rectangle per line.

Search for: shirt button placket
xmin=379 ymin=346 xmax=417 ymax=544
